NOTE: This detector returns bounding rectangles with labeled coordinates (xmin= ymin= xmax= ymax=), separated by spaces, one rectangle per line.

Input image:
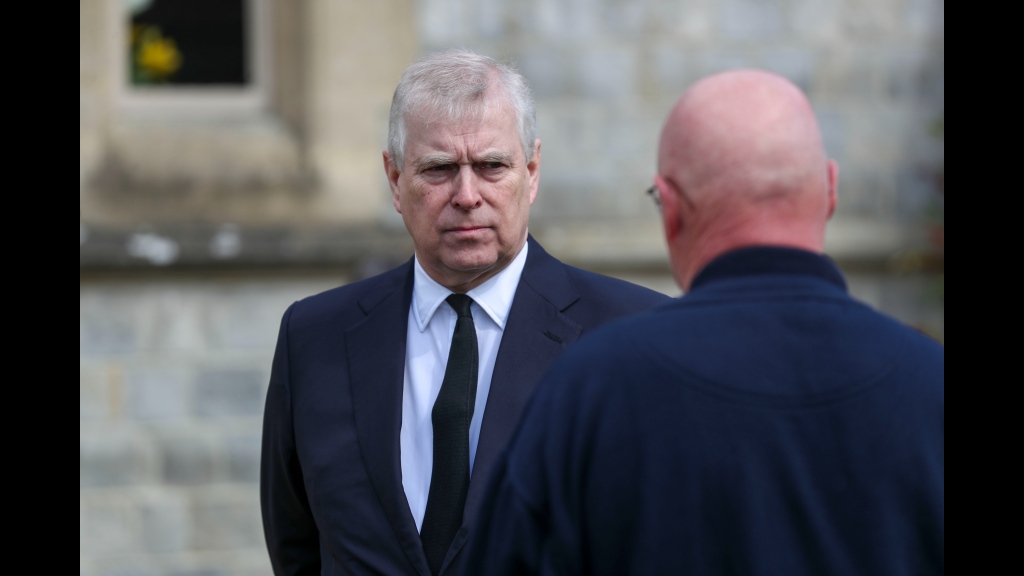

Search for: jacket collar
xmin=690 ymin=246 xmax=847 ymax=293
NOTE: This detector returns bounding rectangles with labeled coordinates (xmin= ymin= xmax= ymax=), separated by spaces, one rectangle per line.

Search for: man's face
xmin=385 ymin=96 xmax=541 ymax=292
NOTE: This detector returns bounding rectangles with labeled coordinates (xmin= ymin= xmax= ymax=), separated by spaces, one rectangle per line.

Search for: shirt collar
xmin=412 ymin=241 xmax=529 ymax=332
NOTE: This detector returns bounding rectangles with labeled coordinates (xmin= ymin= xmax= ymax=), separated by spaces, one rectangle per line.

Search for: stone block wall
xmin=80 ymin=276 xmax=345 ymax=576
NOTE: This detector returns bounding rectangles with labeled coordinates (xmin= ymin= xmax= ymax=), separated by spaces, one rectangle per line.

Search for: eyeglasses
xmin=646 ymin=185 xmax=661 ymax=211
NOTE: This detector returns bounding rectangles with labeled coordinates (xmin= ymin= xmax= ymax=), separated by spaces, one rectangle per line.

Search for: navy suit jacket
xmin=467 ymin=247 xmax=944 ymax=576
xmin=260 ymin=237 xmax=670 ymax=575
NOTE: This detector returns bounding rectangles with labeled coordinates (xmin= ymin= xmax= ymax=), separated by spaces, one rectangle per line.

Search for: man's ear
xmin=656 ymin=176 xmax=691 ymax=292
xmin=658 ymin=177 xmax=683 ymax=243
xmin=527 ymin=139 xmax=541 ymax=204
xmin=826 ymin=159 xmax=839 ymax=219
xmin=384 ymin=150 xmax=402 ymax=213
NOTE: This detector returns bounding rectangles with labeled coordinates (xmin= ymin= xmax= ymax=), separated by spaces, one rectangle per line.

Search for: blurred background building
xmin=80 ymin=1 xmax=944 ymax=574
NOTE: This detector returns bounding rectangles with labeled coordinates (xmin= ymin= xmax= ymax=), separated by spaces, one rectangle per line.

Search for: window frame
xmin=108 ymin=0 xmax=272 ymax=120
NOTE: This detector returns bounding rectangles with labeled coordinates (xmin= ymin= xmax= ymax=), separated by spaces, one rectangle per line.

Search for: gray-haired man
xmin=260 ymin=49 xmax=669 ymax=576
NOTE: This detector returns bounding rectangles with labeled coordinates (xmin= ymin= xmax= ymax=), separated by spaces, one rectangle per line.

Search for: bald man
xmin=465 ymin=70 xmax=944 ymax=575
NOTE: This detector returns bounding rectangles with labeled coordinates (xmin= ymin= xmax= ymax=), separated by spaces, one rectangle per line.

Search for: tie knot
xmin=446 ymin=294 xmax=474 ymax=318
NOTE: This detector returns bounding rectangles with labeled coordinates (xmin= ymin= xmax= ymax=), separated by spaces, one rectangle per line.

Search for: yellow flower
xmin=135 ymin=27 xmax=182 ymax=79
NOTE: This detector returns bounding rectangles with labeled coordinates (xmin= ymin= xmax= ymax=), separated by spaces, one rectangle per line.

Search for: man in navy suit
xmin=259 ymin=49 xmax=668 ymax=576
xmin=466 ymin=70 xmax=944 ymax=575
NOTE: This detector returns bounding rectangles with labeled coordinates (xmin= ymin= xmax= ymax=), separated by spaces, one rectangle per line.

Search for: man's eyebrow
xmin=476 ymin=151 xmax=513 ymax=164
xmin=415 ymin=154 xmax=456 ymax=169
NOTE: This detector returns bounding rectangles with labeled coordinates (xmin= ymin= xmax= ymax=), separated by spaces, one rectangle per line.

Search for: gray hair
xmin=387 ymin=49 xmax=537 ymax=170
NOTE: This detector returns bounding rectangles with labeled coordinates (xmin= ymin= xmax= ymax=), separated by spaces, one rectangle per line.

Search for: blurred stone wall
xmin=81 ymin=276 xmax=338 ymax=575
xmin=81 ymin=1 xmax=943 ymax=574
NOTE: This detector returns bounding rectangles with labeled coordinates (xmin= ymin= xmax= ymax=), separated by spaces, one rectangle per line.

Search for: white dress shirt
xmin=400 ymin=242 xmax=529 ymax=532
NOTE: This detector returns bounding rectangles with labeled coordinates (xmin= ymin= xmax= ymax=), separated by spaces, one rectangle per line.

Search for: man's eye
xmin=426 ymin=164 xmax=455 ymax=173
xmin=479 ymin=162 xmax=505 ymax=171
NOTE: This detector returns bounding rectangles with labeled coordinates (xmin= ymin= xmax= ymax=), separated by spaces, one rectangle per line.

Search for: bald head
xmin=656 ymin=69 xmax=837 ymax=290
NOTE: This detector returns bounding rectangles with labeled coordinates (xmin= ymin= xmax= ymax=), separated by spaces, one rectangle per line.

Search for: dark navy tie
xmin=420 ymin=294 xmax=478 ymax=575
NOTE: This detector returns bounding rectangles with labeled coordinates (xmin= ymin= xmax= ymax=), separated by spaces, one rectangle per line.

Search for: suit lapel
xmin=443 ymin=238 xmax=585 ymax=570
xmin=345 ymin=262 xmax=432 ymax=576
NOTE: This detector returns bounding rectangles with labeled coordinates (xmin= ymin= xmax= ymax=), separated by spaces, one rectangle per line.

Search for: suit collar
xmin=515 ymin=235 xmax=582 ymax=312
xmin=356 ymin=259 xmax=413 ymax=314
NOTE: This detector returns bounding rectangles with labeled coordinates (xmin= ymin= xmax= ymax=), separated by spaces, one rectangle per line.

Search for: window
xmin=113 ymin=0 xmax=270 ymax=119
xmin=127 ymin=0 xmax=247 ymax=86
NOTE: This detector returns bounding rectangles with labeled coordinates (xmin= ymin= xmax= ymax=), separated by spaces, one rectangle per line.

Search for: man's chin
xmin=443 ymin=256 xmax=498 ymax=276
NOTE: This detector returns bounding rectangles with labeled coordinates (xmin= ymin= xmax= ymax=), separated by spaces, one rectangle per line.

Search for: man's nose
xmin=451 ymin=167 xmax=482 ymax=208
